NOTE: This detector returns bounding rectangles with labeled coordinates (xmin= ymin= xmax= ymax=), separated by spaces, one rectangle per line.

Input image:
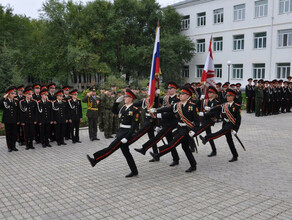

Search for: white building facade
xmin=173 ymin=0 xmax=292 ymax=84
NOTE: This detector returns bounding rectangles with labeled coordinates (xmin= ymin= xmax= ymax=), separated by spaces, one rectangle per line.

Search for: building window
xmin=233 ymin=35 xmax=244 ymax=50
xmin=232 ymin=64 xmax=243 ymax=79
xmin=255 ymin=0 xmax=268 ymax=18
xmin=182 ymin=66 xmax=189 ymax=78
xmin=196 ymin=65 xmax=204 ymax=78
xmin=234 ymin=4 xmax=245 ymax=21
xmin=280 ymin=0 xmax=292 ymax=13
xmin=215 ymin=64 xmax=222 ymax=78
xmin=214 ymin=8 xmax=224 ymax=24
xmin=277 ymin=63 xmax=291 ymax=78
xmin=181 ymin=15 xmax=190 ymax=30
xmin=197 ymin=39 xmax=205 ymax=53
xmin=278 ymin=29 xmax=292 ymax=47
xmin=254 ymin=32 xmax=267 ymax=49
xmin=197 ymin=12 xmax=206 ymax=26
xmin=253 ymin=63 xmax=265 ymax=78
xmin=213 ymin=37 xmax=223 ymax=52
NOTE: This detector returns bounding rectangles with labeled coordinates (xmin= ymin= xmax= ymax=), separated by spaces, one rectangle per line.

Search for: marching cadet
xmin=135 ymin=82 xmax=180 ymax=166
xmin=52 ymin=90 xmax=68 ymax=146
xmin=255 ymin=80 xmax=264 ymax=117
xmin=19 ymin=87 xmax=38 ymax=150
xmin=63 ymin=85 xmax=72 ymax=140
xmin=82 ymin=87 xmax=100 ymax=141
xmin=148 ymin=86 xmax=199 ymax=172
xmin=87 ymin=89 xmax=140 ymax=178
xmin=37 ymin=89 xmax=53 ymax=148
xmin=235 ymin=83 xmax=242 ymax=105
xmin=0 ymin=87 xmax=19 ymax=152
xmin=245 ymin=78 xmax=253 ymax=113
xmin=33 ymin=83 xmax=41 ymax=144
xmin=68 ymin=89 xmax=83 ymax=143
xmin=48 ymin=83 xmax=56 ymax=141
xmin=199 ymin=89 xmax=241 ymax=162
xmin=16 ymin=85 xmax=25 ymax=146
xmin=103 ymin=89 xmax=114 ymax=139
xmin=189 ymin=86 xmax=221 ymax=157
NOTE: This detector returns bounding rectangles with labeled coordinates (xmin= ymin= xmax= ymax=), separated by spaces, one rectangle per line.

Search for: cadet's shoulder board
xmin=235 ymin=103 xmax=241 ymax=107
xmin=215 ymin=99 xmax=220 ymax=103
xmin=133 ymin=106 xmax=138 ymax=110
xmin=189 ymin=101 xmax=195 ymax=105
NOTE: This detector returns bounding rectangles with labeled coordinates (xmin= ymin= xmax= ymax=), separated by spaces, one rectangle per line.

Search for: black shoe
xmin=42 ymin=144 xmax=46 ymax=148
xmin=72 ymin=141 xmax=76 ymax=144
xmin=86 ymin=155 xmax=97 ymax=167
xmin=61 ymin=142 xmax=67 ymax=145
xmin=199 ymin=135 xmax=207 ymax=145
xmin=169 ymin=161 xmax=179 ymax=167
xmin=185 ymin=166 xmax=196 ymax=173
xmin=93 ymin=137 xmax=100 ymax=141
xmin=47 ymin=144 xmax=52 ymax=147
xmin=149 ymin=152 xmax=160 ymax=161
xmin=90 ymin=138 xmax=94 ymax=141
xmin=12 ymin=148 xmax=19 ymax=151
xmin=134 ymin=148 xmax=146 ymax=155
xmin=30 ymin=146 xmax=35 ymax=149
xmin=229 ymin=157 xmax=238 ymax=162
xmin=208 ymin=151 xmax=217 ymax=157
xmin=125 ymin=172 xmax=138 ymax=178
xmin=76 ymin=141 xmax=82 ymax=143
xmin=25 ymin=147 xmax=29 ymax=150
xmin=149 ymin=158 xmax=160 ymax=162
xmin=8 ymin=149 xmax=13 ymax=152
xmin=57 ymin=143 xmax=61 ymax=146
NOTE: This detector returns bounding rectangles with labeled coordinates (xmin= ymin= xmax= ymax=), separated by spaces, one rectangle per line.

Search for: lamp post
xmin=227 ymin=60 xmax=232 ymax=83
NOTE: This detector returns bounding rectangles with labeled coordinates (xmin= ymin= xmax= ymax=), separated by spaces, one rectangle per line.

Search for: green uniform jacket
xmin=82 ymin=95 xmax=100 ymax=119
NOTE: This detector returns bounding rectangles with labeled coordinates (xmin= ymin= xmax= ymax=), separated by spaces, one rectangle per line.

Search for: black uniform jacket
xmin=0 ymin=97 xmax=19 ymax=124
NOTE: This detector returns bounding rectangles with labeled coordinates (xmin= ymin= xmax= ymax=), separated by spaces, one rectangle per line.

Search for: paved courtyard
xmin=0 ymin=111 xmax=292 ymax=220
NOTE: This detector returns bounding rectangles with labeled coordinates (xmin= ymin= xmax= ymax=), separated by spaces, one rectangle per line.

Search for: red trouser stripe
xmin=95 ymin=141 xmax=122 ymax=161
xmin=145 ymin=127 xmax=173 ymax=150
xmin=195 ymin=123 xmax=211 ymax=136
xmin=128 ymin=125 xmax=151 ymax=144
xmin=160 ymin=135 xmax=185 ymax=154
xmin=207 ymin=130 xmax=229 ymax=142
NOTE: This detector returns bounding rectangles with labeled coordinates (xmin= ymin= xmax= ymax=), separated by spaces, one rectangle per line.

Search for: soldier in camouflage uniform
xmin=98 ymin=87 xmax=105 ymax=132
xmin=255 ymin=80 xmax=264 ymax=117
xmin=103 ymin=89 xmax=115 ymax=138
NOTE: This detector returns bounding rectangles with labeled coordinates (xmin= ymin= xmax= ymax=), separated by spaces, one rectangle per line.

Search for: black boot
xmin=169 ymin=161 xmax=179 ymax=167
xmin=229 ymin=157 xmax=238 ymax=162
xmin=185 ymin=166 xmax=196 ymax=173
xmin=125 ymin=172 xmax=138 ymax=178
xmin=149 ymin=152 xmax=160 ymax=161
xmin=134 ymin=148 xmax=146 ymax=155
xmin=208 ymin=151 xmax=216 ymax=157
xmin=199 ymin=135 xmax=207 ymax=145
xmin=86 ymin=155 xmax=97 ymax=167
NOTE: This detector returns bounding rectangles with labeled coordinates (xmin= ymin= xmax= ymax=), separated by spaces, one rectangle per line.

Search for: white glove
xmin=155 ymin=89 xmax=160 ymax=95
xmin=232 ymin=130 xmax=237 ymax=135
xmin=189 ymin=130 xmax=195 ymax=137
xmin=204 ymin=106 xmax=211 ymax=111
xmin=200 ymin=95 xmax=205 ymax=100
xmin=149 ymin=108 xmax=157 ymax=113
xmin=155 ymin=126 xmax=162 ymax=133
xmin=121 ymin=138 xmax=128 ymax=143
xmin=156 ymin=113 xmax=162 ymax=118
xmin=116 ymin=95 xmax=124 ymax=103
xmin=199 ymin=112 xmax=204 ymax=117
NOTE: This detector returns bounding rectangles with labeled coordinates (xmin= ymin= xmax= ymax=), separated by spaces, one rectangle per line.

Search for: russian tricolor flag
xmin=147 ymin=26 xmax=160 ymax=108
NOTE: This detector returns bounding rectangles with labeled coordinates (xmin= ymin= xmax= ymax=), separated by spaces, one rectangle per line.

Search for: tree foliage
xmin=0 ymin=0 xmax=195 ymax=93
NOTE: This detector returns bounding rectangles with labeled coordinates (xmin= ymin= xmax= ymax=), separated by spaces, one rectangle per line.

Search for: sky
xmin=1 ymin=0 xmax=182 ymax=19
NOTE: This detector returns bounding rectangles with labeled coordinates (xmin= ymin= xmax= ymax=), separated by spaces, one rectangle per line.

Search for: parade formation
xmin=1 ymin=77 xmax=292 ymax=178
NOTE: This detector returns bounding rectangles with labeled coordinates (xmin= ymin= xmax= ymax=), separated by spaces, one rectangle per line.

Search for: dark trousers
xmin=128 ymin=119 xmax=158 ymax=154
xmin=65 ymin=122 xmax=71 ymax=139
xmin=17 ymin=124 xmax=25 ymax=144
xmin=23 ymin=123 xmax=35 ymax=147
xmin=158 ymin=127 xmax=197 ymax=168
xmin=142 ymin=124 xmax=180 ymax=162
xmin=246 ymin=97 xmax=253 ymax=113
xmin=5 ymin=123 xmax=17 ymax=150
xmin=71 ymin=119 xmax=80 ymax=142
xmin=93 ymin=128 xmax=138 ymax=173
xmin=205 ymin=122 xmax=238 ymax=158
xmin=50 ymin=124 xmax=55 ymax=141
xmin=35 ymin=124 xmax=40 ymax=142
xmin=55 ymin=123 xmax=66 ymax=144
xmin=88 ymin=117 xmax=98 ymax=139
xmin=194 ymin=121 xmax=216 ymax=153
xmin=40 ymin=123 xmax=50 ymax=146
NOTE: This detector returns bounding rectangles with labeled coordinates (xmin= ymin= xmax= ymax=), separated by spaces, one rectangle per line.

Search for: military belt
xmin=178 ymin=122 xmax=187 ymax=127
xmin=88 ymin=108 xmax=98 ymax=110
xmin=224 ymin=118 xmax=230 ymax=123
xmin=120 ymin=124 xmax=131 ymax=129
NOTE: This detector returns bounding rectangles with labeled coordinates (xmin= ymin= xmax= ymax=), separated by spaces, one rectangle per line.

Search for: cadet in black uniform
xmin=68 ymin=89 xmax=83 ymax=143
xmin=149 ymin=86 xmax=199 ymax=172
xmin=52 ymin=90 xmax=68 ymax=146
xmin=63 ymin=86 xmax=71 ymax=140
xmin=16 ymin=85 xmax=25 ymax=146
xmin=200 ymin=89 xmax=241 ymax=162
xmin=0 ymin=87 xmax=19 ymax=152
xmin=87 ymin=89 xmax=140 ymax=178
xmin=189 ymin=86 xmax=221 ymax=157
xmin=48 ymin=83 xmax=57 ymax=141
xmin=37 ymin=89 xmax=53 ymax=148
xmin=19 ymin=87 xmax=38 ymax=150
xmin=33 ymin=83 xmax=41 ymax=144
xmin=135 ymin=82 xmax=180 ymax=166
xmin=235 ymin=83 xmax=242 ymax=105
xmin=245 ymin=78 xmax=253 ymax=113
